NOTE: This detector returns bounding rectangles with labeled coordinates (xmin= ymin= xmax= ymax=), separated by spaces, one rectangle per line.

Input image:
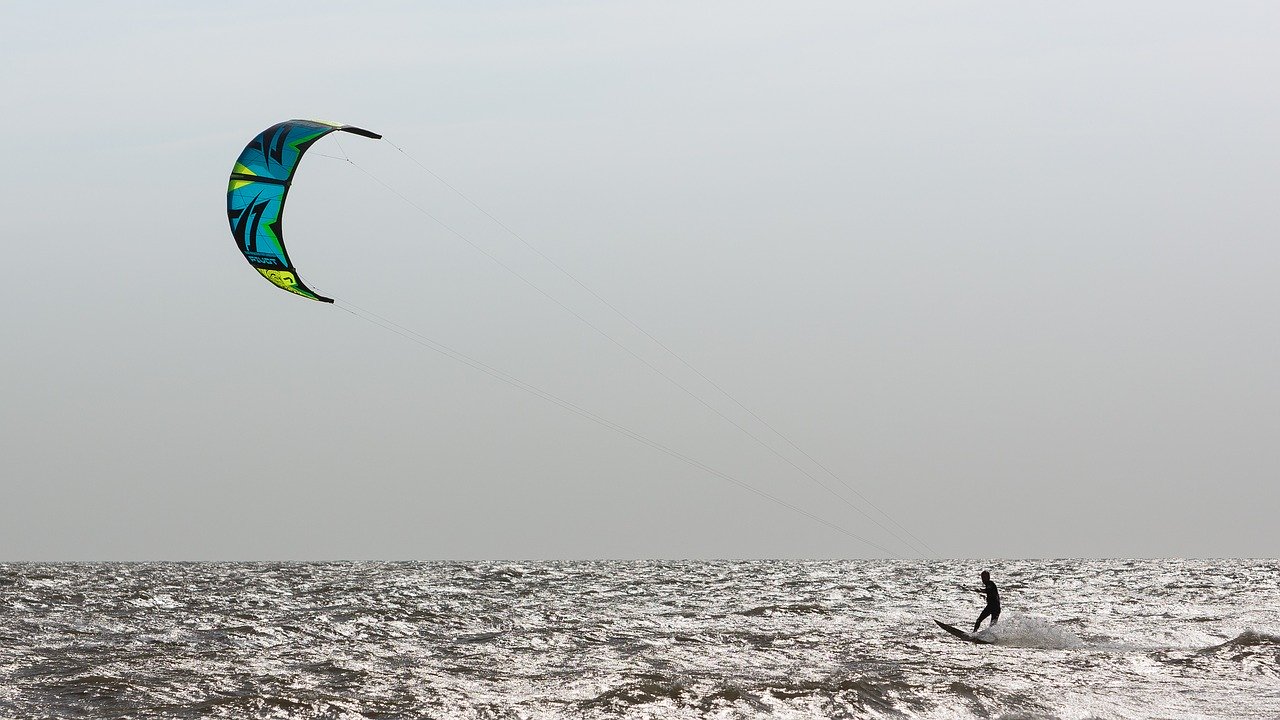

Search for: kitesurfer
xmin=972 ymin=570 xmax=1000 ymax=632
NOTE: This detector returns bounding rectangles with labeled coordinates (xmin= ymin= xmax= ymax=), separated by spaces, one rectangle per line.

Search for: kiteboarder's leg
xmin=973 ymin=606 xmax=994 ymax=633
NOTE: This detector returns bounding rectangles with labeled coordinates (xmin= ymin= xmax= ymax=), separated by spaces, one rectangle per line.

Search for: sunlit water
xmin=0 ymin=559 xmax=1276 ymax=718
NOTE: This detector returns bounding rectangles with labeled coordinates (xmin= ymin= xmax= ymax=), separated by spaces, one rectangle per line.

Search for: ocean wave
xmin=1 ymin=560 xmax=1277 ymax=719
xmin=581 ymin=673 xmax=691 ymax=709
xmin=1195 ymin=629 xmax=1280 ymax=679
xmin=738 ymin=602 xmax=829 ymax=617
xmin=768 ymin=675 xmax=927 ymax=714
xmin=576 ymin=674 xmax=1074 ymax=718
xmin=1199 ymin=628 xmax=1280 ymax=654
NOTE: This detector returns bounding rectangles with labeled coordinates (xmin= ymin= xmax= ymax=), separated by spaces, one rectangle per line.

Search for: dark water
xmin=0 ymin=559 xmax=1276 ymax=718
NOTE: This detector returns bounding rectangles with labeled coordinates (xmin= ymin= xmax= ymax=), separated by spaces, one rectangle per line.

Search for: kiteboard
xmin=934 ymin=619 xmax=994 ymax=644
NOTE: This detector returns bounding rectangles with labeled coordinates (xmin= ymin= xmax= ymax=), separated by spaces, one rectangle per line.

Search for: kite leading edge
xmin=227 ymin=119 xmax=382 ymax=302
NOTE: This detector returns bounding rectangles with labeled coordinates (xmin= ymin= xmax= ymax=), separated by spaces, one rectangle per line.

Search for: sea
xmin=0 ymin=559 xmax=1276 ymax=719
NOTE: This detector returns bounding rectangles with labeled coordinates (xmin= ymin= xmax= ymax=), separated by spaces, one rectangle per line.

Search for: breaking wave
xmin=1199 ymin=628 xmax=1280 ymax=654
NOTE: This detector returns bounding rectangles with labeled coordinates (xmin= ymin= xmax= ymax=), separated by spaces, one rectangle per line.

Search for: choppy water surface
xmin=0 ymin=559 xmax=1276 ymax=719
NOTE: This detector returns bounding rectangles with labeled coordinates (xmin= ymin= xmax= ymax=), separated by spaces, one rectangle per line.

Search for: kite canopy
xmin=227 ymin=119 xmax=382 ymax=302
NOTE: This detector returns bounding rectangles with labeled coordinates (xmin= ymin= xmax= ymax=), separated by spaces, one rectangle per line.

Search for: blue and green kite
xmin=227 ymin=119 xmax=381 ymax=302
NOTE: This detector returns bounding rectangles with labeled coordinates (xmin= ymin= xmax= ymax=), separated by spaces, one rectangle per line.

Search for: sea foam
xmin=974 ymin=614 xmax=1083 ymax=649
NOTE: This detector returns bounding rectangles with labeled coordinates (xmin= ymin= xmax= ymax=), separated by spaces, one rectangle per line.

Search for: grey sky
xmin=2 ymin=2 xmax=1276 ymax=560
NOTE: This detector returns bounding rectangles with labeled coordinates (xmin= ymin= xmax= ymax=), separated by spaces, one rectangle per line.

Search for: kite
xmin=227 ymin=119 xmax=381 ymax=302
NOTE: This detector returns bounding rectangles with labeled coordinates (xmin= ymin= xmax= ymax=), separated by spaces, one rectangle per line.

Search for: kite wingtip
xmin=342 ymin=126 xmax=383 ymax=141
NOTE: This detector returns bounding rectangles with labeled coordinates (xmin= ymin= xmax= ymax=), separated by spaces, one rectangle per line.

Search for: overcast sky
xmin=2 ymin=1 xmax=1276 ymax=560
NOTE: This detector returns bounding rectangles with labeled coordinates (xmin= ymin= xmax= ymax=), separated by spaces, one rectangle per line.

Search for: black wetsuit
xmin=973 ymin=578 xmax=1000 ymax=632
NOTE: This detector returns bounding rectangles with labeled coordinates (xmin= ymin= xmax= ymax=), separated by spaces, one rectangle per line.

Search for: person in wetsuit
xmin=973 ymin=570 xmax=1000 ymax=632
